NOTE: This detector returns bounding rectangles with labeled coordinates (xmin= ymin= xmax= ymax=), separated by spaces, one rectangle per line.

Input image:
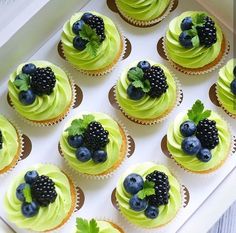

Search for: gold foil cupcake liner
xmin=8 ymin=71 xmax=79 ymax=127
xmin=162 ymin=36 xmax=230 ymax=75
xmin=113 ymin=71 xmax=183 ymax=125
xmin=112 ymin=163 xmax=188 ymax=231
xmin=59 ymin=116 xmax=134 ymax=180
xmin=60 ymin=24 xmax=127 ymax=77
xmin=114 ymin=0 xmax=176 ymax=27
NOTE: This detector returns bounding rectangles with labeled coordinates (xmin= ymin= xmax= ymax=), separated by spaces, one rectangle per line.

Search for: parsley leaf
xmin=76 ymin=218 xmax=99 ymax=233
xmin=137 ymin=181 xmax=155 ymax=199
xmin=23 ymin=184 xmax=32 ymax=203
xmin=13 ymin=73 xmax=30 ymax=91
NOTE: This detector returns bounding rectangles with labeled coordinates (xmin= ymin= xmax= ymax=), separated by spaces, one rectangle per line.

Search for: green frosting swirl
xmin=167 ymin=112 xmax=231 ymax=172
xmin=0 ymin=115 xmax=19 ymax=171
xmin=116 ymin=0 xmax=171 ymax=21
xmin=116 ymin=61 xmax=177 ymax=120
xmin=61 ymin=12 xmax=122 ymax=71
xmin=165 ymin=11 xmax=223 ymax=69
xmin=8 ymin=61 xmax=72 ymax=122
xmin=116 ymin=162 xmax=181 ymax=228
xmin=4 ymin=164 xmax=73 ymax=232
xmin=60 ymin=112 xmax=123 ymax=175
xmin=217 ymin=58 xmax=236 ymax=115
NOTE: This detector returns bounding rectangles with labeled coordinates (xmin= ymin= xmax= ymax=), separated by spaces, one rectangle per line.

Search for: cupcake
xmin=116 ymin=162 xmax=181 ymax=228
xmin=4 ymin=164 xmax=76 ymax=232
xmin=165 ymin=11 xmax=227 ymax=74
xmin=216 ymin=58 xmax=236 ymax=117
xmin=115 ymin=0 xmax=173 ymax=26
xmin=61 ymin=11 xmax=124 ymax=75
xmin=59 ymin=112 xmax=127 ymax=177
xmin=0 ymin=115 xmax=23 ymax=174
xmin=74 ymin=218 xmax=125 ymax=233
xmin=167 ymin=100 xmax=231 ymax=173
xmin=8 ymin=61 xmax=74 ymax=125
xmin=115 ymin=60 xmax=179 ymax=124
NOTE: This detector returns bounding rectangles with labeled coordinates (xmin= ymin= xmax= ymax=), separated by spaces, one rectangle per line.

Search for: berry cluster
xmin=123 ymin=171 xmax=170 ymax=220
xmin=179 ymin=14 xmax=217 ymax=49
xmin=0 ymin=130 xmax=3 ymax=150
xmin=180 ymin=101 xmax=219 ymax=162
xmin=230 ymin=66 xmax=236 ymax=95
xmin=66 ymin=116 xmax=110 ymax=164
xmin=126 ymin=60 xmax=168 ymax=101
xmin=14 ymin=63 xmax=56 ymax=106
xmin=16 ymin=170 xmax=57 ymax=218
xmin=72 ymin=12 xmax=105 ymax=51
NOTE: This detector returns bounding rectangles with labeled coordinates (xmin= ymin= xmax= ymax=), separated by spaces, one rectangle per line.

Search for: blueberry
xmin=180 ymin=121 xmax=196 ymax=137
xmin=181 ymin=136 xmax=201 ymax=155
xmin=127 ymin=67 xmax=138 ymax=81
xmin=144 ymin=206 xmax=159 ymax=219
xmin=234 ymin=66 xmax=236 ymax=78
xmin=16 ymin=183 xmax=27 ymax=202
xmin=21 ymin=201 xmax=39 ymax=218
xmin=179 ymin=31 xmax=193 ymax=49
xmin=67 ymin=135 xmax=83 ymax=148
xmin=22 ymin=63 xmax=36 ymax=75
xmin=123 ymin=173 xmax=144 ymax=195
xmin=137 ymin=61 xmax=151 ymax=71
xmin=127 ymin=84 xmax=144 ymax=100
xmin=76 ymin=147 xmax=91 ymax=162
xmin=19 ymin=89 xmax=36 ymax=105
xmin=72 ymin=20 xmax=85 ymax=35
xmin=81 ymin=12 xmax=93 ymax=23
xmin=73 ymin=36 xmax=88 ymax=51
xmin=197 ymin=148 xmax=212 ymax=162
xmin=230 ymin=79 xmax=236 ymax=95
xmin=24 ymin=170 xmax=39 ymax=184
xmin=92 ymin=150 xmax=107 ymax=163
xmin=181 ymin=17 xmax=193 ymax=31
xmin=129 ymin=194 xmax=147 ymax=212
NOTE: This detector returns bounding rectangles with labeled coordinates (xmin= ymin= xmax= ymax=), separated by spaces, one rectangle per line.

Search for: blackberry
xmin=85 ymin=15 xmax=105 ymax=42
xmin=30 ymin=67 xmax=56 ymax=95
xmin=196 ymin=16 xmax=217 ymax=47
xmin=146 ymin=171 xmax=170 ymax=207
xmin=0 ymin=130 xmax=2 ymax=149
xmin=31 ymin=175 xmax=57 ymax=207
xmin=144 ymin=66 xmax=168 ymax=98
xmin=196 ymin=119 xmax=219 ymax=150
xmin=84 ymin=121 xmax=109 ymax=150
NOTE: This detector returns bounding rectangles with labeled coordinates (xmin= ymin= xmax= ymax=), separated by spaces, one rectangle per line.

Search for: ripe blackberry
xmin=30 ymin=67 xmax=56 ymax=95
xmin=86 ymin=15 xmax=105 ymax=42
xmin=31 ymin=175 xmax=57 ymax=207
xmin=196 ymin=16 xmax=217 ymax=47
xmin=0 ymin=130 xmax=3 ymax=149
xmin=144 ymin=66 xmax=168 ymax=98
xmin=146 ymin=171 xmax=170 ymax=207
xmin=196 ymin=119 xmax=219 ymax=150
xmin=84 ymin=121 xmax=109 ymax=150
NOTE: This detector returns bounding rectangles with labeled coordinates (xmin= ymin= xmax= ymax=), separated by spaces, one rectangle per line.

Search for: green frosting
xmin=4 ymin=164 xmax=72 ymax=231
xmin=167 ymin=112 xmax=231 ymax=172
xmin=60 ymin=112 xmax=123 ymax=175
xmin=116 ymin=0 xmax=171 ymax=21
xmin=116 ymin=61 xmax=177 ymax=120
xmin=165 ymin=11 xmax=223 ymax=69
xmin=8 ymin=61 xmax=72 ymax=122
xmin=61 ymin=12 xmax=122 ymax=71
xmin=217 ymin=58 xmax=236 ymax=115
xmin=0 ymin=115 xmax=19 ymax=171
xmin=116 ymin=162 xmax=181 ymax=228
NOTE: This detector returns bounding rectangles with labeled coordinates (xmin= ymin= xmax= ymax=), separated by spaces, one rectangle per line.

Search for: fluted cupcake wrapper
xmin=8 ymin=70 xmax=78 ymax=127
xmin=113 ymin=72 xmax=183 ymax=125
xmin=162 ymin=36 xmax=230 ymax=75
xmin=115 ymin=0 xmax=175 ymax=27
xmin=60 ymin=116 xmax=133 ymax=180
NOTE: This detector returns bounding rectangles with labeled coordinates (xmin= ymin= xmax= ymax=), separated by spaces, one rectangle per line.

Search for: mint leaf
xmin=86 ymin=41 xmax=100 ymax=57
xmin=142 ymin=79 xmax=151 ymax=93
xmin=127 ymin=67 xmax=144 ymax=82
xmin=198 ymin=110 xmax=211 ymax=121
xmin=186 ymin=28 xmax=198 ymax=37
xmin=76 ymin=218 xmax=99 ymax=233
xmin=194 ymin=13 xmax=206 ymax=25
xmin=23 ymin=184 xmax=32 ymax=203
xmin=191 ymin=35 xmax=200 ymax=47
xmin=137 ymin=181 xmax=155 ymax=199
xmin=13 ymin=73 xmax=30 ymax=91
xmin=132 ymin=80 xmax=144 ymax=89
